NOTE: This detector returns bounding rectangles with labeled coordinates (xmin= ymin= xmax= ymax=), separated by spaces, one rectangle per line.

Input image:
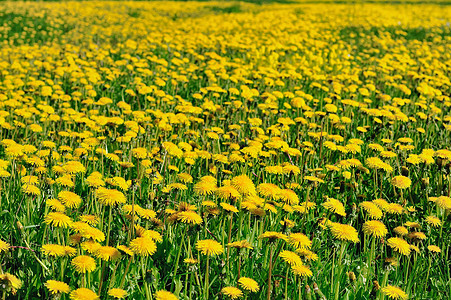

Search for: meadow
xmin=0 ymin=1 xmax=450 ymax=299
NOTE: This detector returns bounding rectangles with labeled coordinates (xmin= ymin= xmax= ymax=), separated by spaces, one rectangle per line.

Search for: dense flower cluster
xmin=0 ymin=1 xmax=449 ymax=299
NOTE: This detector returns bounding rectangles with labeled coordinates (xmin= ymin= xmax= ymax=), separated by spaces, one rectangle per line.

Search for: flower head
xmin=381 ymin=285 xmax=408 ymax=300
xmin=70 ymin=288 xmax=99 ymax=300
xmin=363 ymin=220 xmax=388 ymax=237
xmin=71 ymin=255 xmax=96 ymax=273
xmin=391 ymin=176 xmax=411 ymax=189
xmin=291 ymin=264 xmax=313 ymax=277
xmin=130 ymin=237 xmax=157 ymax=256
xmin=45 ymin=280 xmax=70 ymax=294
xmin=177 ymin=211 xmax=203 ymax=225
xmin=221 ymin=286 xmax=243 ymax=299
xmin=238 ymin=277 xmax=259 ymax=292
xmin=96 ymin=187 xmax=126 ymax=206
xmin=387 ymin=237 xmax=411 ymax=256
xmin=0 ymin=239 xmax=10 ymax=253
xmin=108 ymin=288 xmax=127 ymax=299
xmin=154 ymin=290 xmax=178 ymax=300
xmin=196 ymin=239 xmax=224 ymax=256
xmin=329 ymin=223 xmax=359 ymax=243
xmin=288 ymin=233 xmax=312 ymax=249
xmin=279 ymin=250 xmax=303 ymax=266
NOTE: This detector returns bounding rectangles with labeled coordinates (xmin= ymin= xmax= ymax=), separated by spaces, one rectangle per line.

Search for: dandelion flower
xmin=177 ymin=211 xmax=203 ymax=225
xmin=196 ymin=239 xmax=224 ymax=256
xmin=70 ymin=288 xmax=99 ymax=300
xmin=117 ymin=245 xmax=134 ymax=256
xmin=387 ymin=237 xmax=411 ymax=256
xmin=259 ymin=231 xmax=287 ymax=242
xmin=288 ymin=233 xmax=312 ymax=250
xmin=329 ymin=223 xmax=359 ymax=243
xmin=42 ymin=244 xmax=66 ymax=257
xmin=381 ymin=285 xmax=408 ymax=300
xmin=363 ymin=220 xmax=388 ymax=237
xmin=71 ymin=255 xmax=96 ymax=273
xmin=220 ymin=203 xmax=239 ymax=213
xmin=45 ymin=212 xmax=72 ymax=228
xmin=425 ymin=216 xmax=441 ymax=227
xmin=45 ymin=280 xmax=70 ymax=294
xmin=96 ymin=187 xmax=126 ymax=206
xmin=238 ymin=277 xmax=259 ymax=292
xmin=435 ymin=196 xmax=451 ymax=210
xmin=278 ymin=189 xmax=299 ymax=205
xmin=216 ymin=186 xmax=241 ymax=200
xmin=63 ymin=161 xmax=86 ymax=174
xmin=322 ymin=198 xmax=346 ymax=216
xmin=95 ymin=246 xmax=121 ymax=261
xmin=80 ymin=215 xmax=99 ymax=226
xmin=279 ymin=250 xmax=303 ymax=266
xmin=221 ymin=286 xmax=243 ymax=299
xmin=0 ymin=239 xmax=10 ymax=253
xmin=359 ymin=201 xmax=383 ymax=219
xmin=427 ymin=245 xmax=441 ymax=253
xmin=108 ymin=288 xmax=127 ymax=299
xmin=193 ymin=181 xmax=216 ymax=196
xmin=0 ymin=273 xmax=22 ymax=294
xmin=257 ymin=183 xmax=281 ymax=199
xmin=391 ymin=176 xmax=411 ymax=189
xmin=231 ymin=174 xmax=256 ymax=195
xmin=393 ymin=226 xmax=408 ymax=236
xmin=291 ymin=265 xmax=313 ymax=277
xmin=58 ymin=191 xmax=82 ymax=209
xmin=154 ymin=290 xmax=178 ymax=300
xmin=130 ymin=237 xmax=157 ymax=256
xmin=227 ymin=240 xmax=253 ymax=250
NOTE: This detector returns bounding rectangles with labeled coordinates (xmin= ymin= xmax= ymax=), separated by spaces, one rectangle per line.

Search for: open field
xmin=0 ymin=1 xmax=450 ymax=299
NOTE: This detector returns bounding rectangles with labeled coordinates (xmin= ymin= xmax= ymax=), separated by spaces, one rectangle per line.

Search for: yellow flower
xmin=291 ymin=264 xmax=313 ymax=277
xmin=45 ymin=212 xmax=72 ymax=228
xmin=221 ymin=286 xmax=243 ymax=299
xmin=391 ymin=176 xmax=411 ymax=189
xmin=42 ymin=244 xmax=66 ymax=257
xmin=108 ymin=288 xmax=127 ymax=299
xmin=362 ymin=220 xmax=388 ymax=237
xmin=220 ymin=203 xmax=239 ymax=213
xmin=381 ymin=285 xmax=408 ymax=300
xmin=130 ymin=237 xmax=157 ymax=256
xmin=0 ymin=273 xmax=22 ymax=294
xmin=0 ymin=239 xmax=10 ymax=253
xmin=427 ymin=245 xmax=441 ymax=253
xmin=196 ymin=239 xmax=224 ymax=256
xmin=425 ymin=216 xmax=441 ymax=227
xmin=227 ymin=240 xmax=253 ymax=250
xmin=238 ymin=277 xmax=259 ymax=292
xmin=259 ymin=231 xmax=287 ymax=243
xmin=231 ymin=174 xmax=256 ymax=195
xmin=71 ymin=255 xmax=97 ymax=273
xmin=279 ymin=250 xmax=303 ymax=266
xmin=154 ymin=290 xmax=178 ymax=300
xmin=359 ymin=202 xmax=383 ymax=219
xmin=216 ymin=186 xmax=241 ymax=200
xmin=322 ymin=198 xmax=346 ymax=216
xmin=387 ymin=237 xmax=411 ymax=256
xmin=70 ymin=288 xmax=99 ymax=300
xmin=45 ymin=280 xmax=70 ymax=294
xmin=288 ymin=233 xmax=312 ymax=250
xmin=58 ymin=191 xmax=82 ymax=209
xmin=96 ymin=187 xmax=127 ymax=206
xmin=95 ymin=246 xmax=121 ymax=261
xmin=177 ymin=211 xmax=203 ymax=225
xmin=329 ymin=223 xmax=359 ymax=243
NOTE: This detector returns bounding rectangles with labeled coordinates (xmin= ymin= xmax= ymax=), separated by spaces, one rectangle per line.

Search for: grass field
xmin=0 ymin=1 xmax=450 ymax=299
